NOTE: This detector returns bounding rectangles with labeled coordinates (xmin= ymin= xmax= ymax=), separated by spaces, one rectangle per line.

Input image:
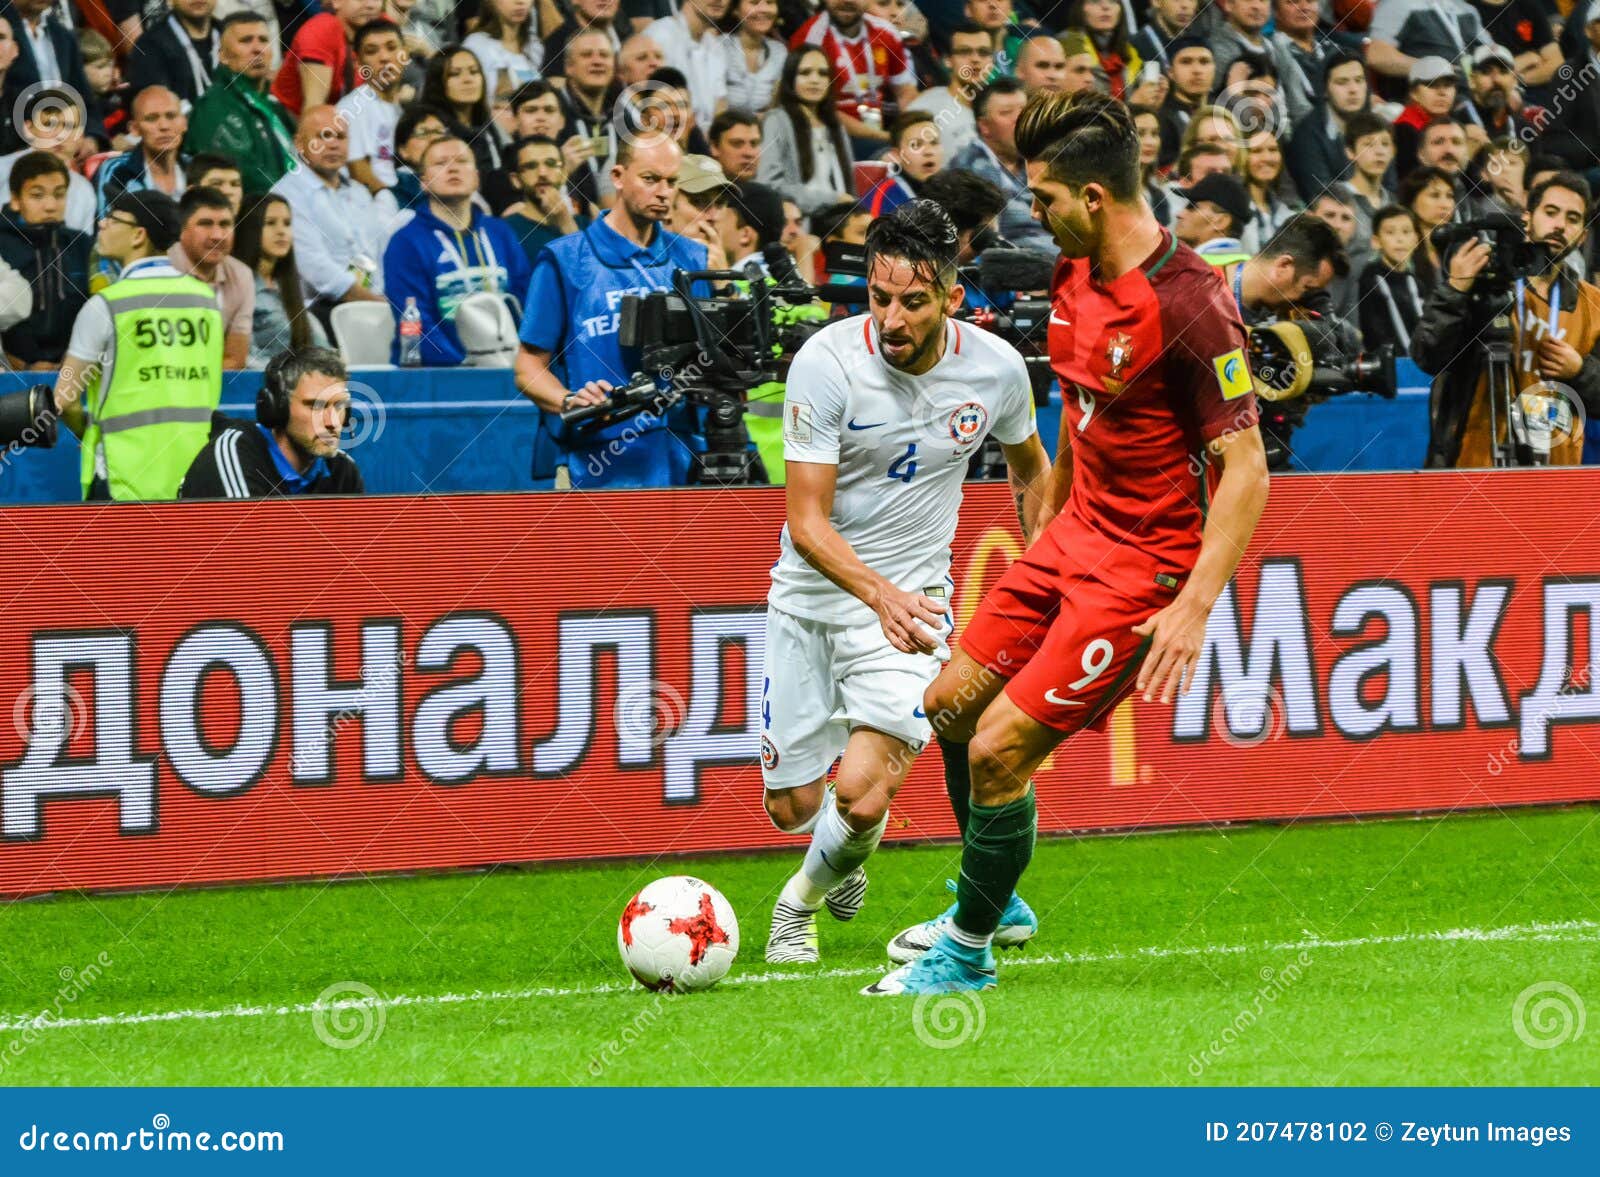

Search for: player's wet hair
xmin=864 ymin=199 xmax=960 ymax=291
xmin=1014 ymin=91 xmax=1141 ymax=202
xmin=1261 ymin=213 xmax=1351 ymax=279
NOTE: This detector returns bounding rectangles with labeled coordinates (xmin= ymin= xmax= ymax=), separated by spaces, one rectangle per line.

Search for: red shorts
xmin=960 ymin=523 xmax=1181 ymax=733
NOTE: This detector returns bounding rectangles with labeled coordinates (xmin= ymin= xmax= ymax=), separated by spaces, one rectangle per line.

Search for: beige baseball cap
xmin=677 ymin=154 xmax=738 ymax=197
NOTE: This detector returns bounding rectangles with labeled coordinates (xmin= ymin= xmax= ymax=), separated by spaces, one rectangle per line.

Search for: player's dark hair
xmin=1420 ymin=114 xmax=1464 ymax=139
xmin=865 ymin=199 xmax=960 ymax=291
xmin=1397 ymin=164 xmax=1456 ymax=211
xmin=812 ymin=199 xmax=868 ymax=242
xmin=217 ymin=10 xmax=268 ymax=35
xmin=508 ymin=79 xmax=558 ymax=112
xmin=1261 ymin=212 xmax=1349 ymax=278
xmin=1342 ymin=110 xmax=1391 ymax=150
xmin=919 ymin=168 xmax=1006 ymax=236
xmin=1322 ymin=48 xmax=1365 ymax=85
xmin=353 ymin=18 xmax=401 ymax=53
xmin=396 ymin=103 xmax=452 ymax=150
xmin=178 ymin=185 xmax=234 ymax=221
xmin=972 ymin=75 xmax=1026 ymax=120
xmin=1528 ymin=170 xmax=1592 ymax=218
xmin=1014 ymin=90 xmax=1141 ymax=201
xmin=185 ymin=152 xmax=240 ymax=187
xmin=889 ymin=109 xmax=936 ymax=149
xmin=708 ymin=107 xmax=760 ymax=145
xmin=8 ymin=149 xmax=67 ymax=198
xmin=1370 ymin=203 xmax=1416 ymax=236
xmin=946 ymin=19 xmax=988 ymax=41
xmin=512 ymin=133 xmax=560 ymax=165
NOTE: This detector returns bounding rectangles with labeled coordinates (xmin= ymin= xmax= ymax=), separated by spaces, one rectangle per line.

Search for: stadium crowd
xmin=0 ymin=0 xmax=1599 ymax=493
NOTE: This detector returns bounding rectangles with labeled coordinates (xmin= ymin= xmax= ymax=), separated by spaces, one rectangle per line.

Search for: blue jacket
xmin=381 ymin=203 xmax=534 ymax=366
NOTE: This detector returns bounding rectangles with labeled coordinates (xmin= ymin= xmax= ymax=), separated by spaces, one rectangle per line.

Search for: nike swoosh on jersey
xmin=1049 ymin=313 xmax=1071 ymax=326
xmin=847 ymin=418 xmax=886 ymax=430
xmin=1043 ymin=689 xmax=1086 ymax=706
xmin=912 ymin=707 xmax=926 ymax=719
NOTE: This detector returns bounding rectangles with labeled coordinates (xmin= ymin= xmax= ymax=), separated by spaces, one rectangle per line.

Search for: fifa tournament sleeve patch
xmin=1212 ymin=348 xmax=1252 ymax=401
xmin=784 ymin=402 xmax=814 ymax=445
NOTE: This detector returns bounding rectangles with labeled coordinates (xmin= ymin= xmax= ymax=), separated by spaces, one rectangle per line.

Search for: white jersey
xmin=768 ymin=313 xmax=1036 ymax=627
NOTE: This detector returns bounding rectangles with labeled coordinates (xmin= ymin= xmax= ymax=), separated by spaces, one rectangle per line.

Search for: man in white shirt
xmin=908 ymin=21 xmax=991 ymax=160
xmin=643 ymin=0 xmax=729 ymax=129
xmin=760 ymin=200 xmax=1049 ymax=965
xmin=337 ymin=19 xmax=408 ymax=196
xmin=271 ymin=104 xmax=388 ymax=308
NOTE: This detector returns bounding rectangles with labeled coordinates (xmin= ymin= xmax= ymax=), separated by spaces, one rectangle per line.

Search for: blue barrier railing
xmin=0 ymin=360 xmax=1537 ymax=503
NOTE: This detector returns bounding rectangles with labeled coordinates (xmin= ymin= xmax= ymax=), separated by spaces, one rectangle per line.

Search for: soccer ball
xmin=617 ymin=876 xmax=739 ymax=993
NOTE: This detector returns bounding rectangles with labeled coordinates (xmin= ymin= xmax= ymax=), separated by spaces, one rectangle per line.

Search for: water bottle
xmin=398 ymin=296 xmax=422 ymax=367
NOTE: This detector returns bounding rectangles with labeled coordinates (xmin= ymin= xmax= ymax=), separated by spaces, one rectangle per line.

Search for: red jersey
xmin=1046 ymin=229 xmax=1255 ymax=590
xmin=789 ymin=12 xmax=915 ymax=121
xmin=272 ymin=13 xmax=354 ymax=116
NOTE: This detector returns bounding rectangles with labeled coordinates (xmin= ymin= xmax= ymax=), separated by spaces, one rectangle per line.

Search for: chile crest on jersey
xmin=1046 ymin=254 xmax=1167 ymax=412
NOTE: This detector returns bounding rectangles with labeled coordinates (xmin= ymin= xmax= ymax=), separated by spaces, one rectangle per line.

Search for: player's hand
xmin=1132 ymin=597 xmax=1209 ymax=705
xmin=1447 ymin=239 xmax=1491 ymax=293
xmin=564 ymin=380 xmax=612 ymax=410
xmin=874 ymin=585 xmax=945 ymax=655
xmin=1537 ymin=336 xmax=1584 ymax=381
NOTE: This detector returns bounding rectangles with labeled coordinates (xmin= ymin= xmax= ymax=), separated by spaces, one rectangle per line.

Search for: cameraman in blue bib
xmin=514 ymin=131 xmax=711 ymax=489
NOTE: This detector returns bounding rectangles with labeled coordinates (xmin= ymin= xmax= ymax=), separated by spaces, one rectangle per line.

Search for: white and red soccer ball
xmin=617 ymin=876 xmax=739 ymax=993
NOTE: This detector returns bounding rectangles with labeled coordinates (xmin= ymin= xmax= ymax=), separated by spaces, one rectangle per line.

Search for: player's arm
xmin=1000 ymin=432 xmax=1051 ymax=542
xmin=785 ymin=460 xmax=945 ymax=654
xmin=1044 ymin=393 xmax=1075 ymax=518
xmin=1134 ymin=424 xmax=1270 ymax=703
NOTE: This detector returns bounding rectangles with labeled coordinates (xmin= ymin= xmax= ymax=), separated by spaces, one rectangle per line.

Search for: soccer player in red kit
xmin=866 ymin=92 xmax=1272 ymax=995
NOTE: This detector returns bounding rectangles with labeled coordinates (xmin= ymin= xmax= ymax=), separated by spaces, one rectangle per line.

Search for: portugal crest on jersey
xmin=948 ymin=402 xmax=987 ymax=445
xmin=1106 ymin=332 xmax=1134 ymax=377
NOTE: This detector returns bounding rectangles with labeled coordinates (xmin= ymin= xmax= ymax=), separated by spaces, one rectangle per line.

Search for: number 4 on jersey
xmin=886 ymin=442 xmax=918 ymax=483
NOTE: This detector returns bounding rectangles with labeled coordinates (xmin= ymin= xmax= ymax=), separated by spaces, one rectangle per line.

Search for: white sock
xmin=946 ymin=922 xmax=993 ymax=952
xmin=795 ymin=798 xmax=886 ymax=902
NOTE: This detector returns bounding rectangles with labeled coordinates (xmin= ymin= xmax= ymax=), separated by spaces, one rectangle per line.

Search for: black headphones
xmin=256 ymin=350 xmax=295 ymax=429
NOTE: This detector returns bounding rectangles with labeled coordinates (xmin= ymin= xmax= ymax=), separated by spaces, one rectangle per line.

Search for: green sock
xmin=937 ymin=736 xmax=971 ymax=839
xmin=953 ymin=787 xmax=1036 ymax=938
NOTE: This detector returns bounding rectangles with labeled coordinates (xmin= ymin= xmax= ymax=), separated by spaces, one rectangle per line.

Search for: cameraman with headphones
xmin=1410 ymin=171 xmax=1600 ymax=468
xmin=179 ymin=347 xmax=364 ymax=498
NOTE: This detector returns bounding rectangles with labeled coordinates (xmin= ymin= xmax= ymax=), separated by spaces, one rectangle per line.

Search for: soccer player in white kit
xmin=760 ymin=200 xmax=1053 ymax=963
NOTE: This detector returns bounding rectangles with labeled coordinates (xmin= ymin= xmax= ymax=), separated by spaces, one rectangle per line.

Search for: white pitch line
xmin=3 ymin=918 xmax=1595 ymax=1036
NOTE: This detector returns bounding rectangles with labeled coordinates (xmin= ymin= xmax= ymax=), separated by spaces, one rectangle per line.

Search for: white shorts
xmin=759 ymin=604 xmax=944 ymax=792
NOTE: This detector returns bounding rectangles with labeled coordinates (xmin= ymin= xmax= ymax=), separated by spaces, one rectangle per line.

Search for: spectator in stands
xmin=1242 ymin=129 xmax=1298 ymax=249
xmin=216 ymin=0 xmax=283 ymax=67
xmin=1 ymin=0 xmax=94 ymax=120
xmin=272 ymin=106 xmax=388 ymax=311
xmin=1156 ymin=34 xmax=1214 ymax=167
xmin=125 ymin=0 xmax=218 ymax=108
xmin=1416 ymin=117 xmax=1469 ymax=178
xmin=463 ymin=0 xmax=546 ymax=110
xmin=908 ymin=22 xmax=990 ymax=159
xmin=1166 ymin=141 xmax=1236 ymax=216
xmin=1270 ymin=0 xmax=1329 ymax=105
xmin=1178 ymin=104 xmax=1245 ymax=173
xmin=1131 ymin=0 xmax=1196 ymax=68
xmin=0 ymin=252 xmax=27 ymax=333
xmin=1341 ymin=111 xmax=1395 ymax=239
xmin=1013 ymin=32 xmax=1073 ymax=95
xmin=724 ymin=0 xmax=786 ymax=112
xmin=722 ymin=180 xmax=786 ymax=271
xmin=1365 ymin=0 xmax=1488 ymax=82
xmin=1538 ymin=8 xmax=1600 ymax=175
xmin=709 ymin=109 xmax=762 ymax=183
xmin=95 ymin=86 xmax=188 ymax=215
xmin=558 ymin=27 xmax=621 ymax=210
xmin=644 ymin=0 xmax=729 ymax=129
xmin=392 ymin=0 xmax=450 ymax=60
xmin=812 ymin=197 xmax=869 ymax=284
xmin=514 ymin=133 xmax=710 ymax=488
xmin=1466 ymin=137 xmax=1526 ymax=215
xmin=503 ymin=135 xmax=589 ymax=266
xmin=1392 ymin=57 xmax=1460 ymax=173
xmin=79 ymin=29 xmax=128 ymax=150
xmin=1057 ymin=0 xmax=1142 ymax=99
xmin=1173 ymin=171 xmax=1251 ymax=263
xmin=186 ymin=154 xmax=243 ymax=214
xmin=544 ymin=0 xmax=623 ymax=78
xmin=667 ymin=153 xmax=737 ymax=268
xmin=1209 ymin=0 xmax=1312 ymax=123
xmin=757 ymin=47 xmax=854 ymax=216
xmin=1469 ymin=0 xmax=1560 ymax=90
xmin=790 ymin=0 xmax=919 ymax=150
xmin=1129 ymin=104 xmax=1170 ymax=224
xmin=778 ymin=194 xmax=819 ymax=277
xmin=421 ymin=45 xmax=509 ymax=179
xmin=338 ymin=20 xmax=409 ymax=200
xmin=273 ymin=0 xmax=383 ymax=116
xmin=951 ymin=75 xmax=1054 ymax=254
xmin=233 ymin=193 xmax=331 ymax=367
xmin=0 ymin=151 xmax=88 ymax=368
xmin=54 ymin=189 xmax=223 ymax=502
xmin=1358 ymin=204 xmax=1426 ymax=352
xmin=383 ymin=135 xmax=532 ymax=366
xmin=964 ymin=0 xmax=1028 ymax=72
xmin=0 ymin=88 xmax=95 ymax=232
xmin=918 ymin=167 xmax=1007 ymax=276
xmin=1399 ymin=164 xmax=1458 ymax=287
xmin=1462 ymin=43 xmax=1538 ymax=140
xmin=1283 ymin=50 xmax=1368 ymax=202
xmin=862 ymin=110 xmax=940 ymax=214
xmin=180 ymin=346 xmax=365 ymax=498
xmin=391 ymin=104 xmax=451 ymax=210
xmin=1307 ymin=183 xmax=1365 ymax=320
xmin=166 ymin=186 xmax=253 ymax=368
xmin=184 ymin=12 xmax=296 ymax=195
xmin=630 ymin=67 xmax=711 ymax=156
xmin=618 ymin=31 xmax=666 ymax=84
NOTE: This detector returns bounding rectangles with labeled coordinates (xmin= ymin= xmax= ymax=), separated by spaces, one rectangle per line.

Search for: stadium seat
xmin=854 ymin=161 xmax=889 ymax=198
xmin=330 ymin=302 xmax=397 ymax=367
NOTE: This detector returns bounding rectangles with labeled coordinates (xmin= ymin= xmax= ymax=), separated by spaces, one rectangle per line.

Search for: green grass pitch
xmin=1 ymin=807 xmax=1596 ymax=1085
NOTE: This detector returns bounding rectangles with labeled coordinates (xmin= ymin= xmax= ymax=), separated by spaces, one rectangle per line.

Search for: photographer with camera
xmin=1410 ymin=171 xmax=1600 ymax=468
xmin=513 ymin=132 xmax=711 ymax=489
